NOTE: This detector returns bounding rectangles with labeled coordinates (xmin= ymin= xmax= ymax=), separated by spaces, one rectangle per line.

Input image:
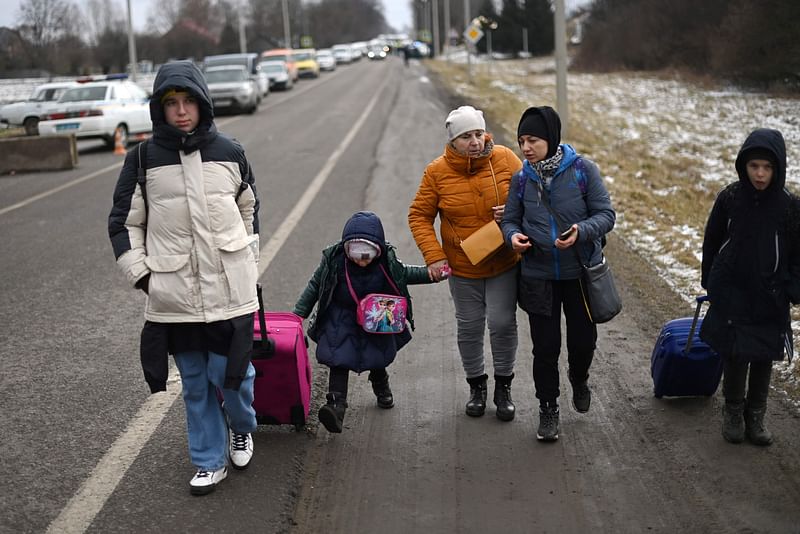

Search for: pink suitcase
xmin=251 ymin=286 xmax=312 ymax=430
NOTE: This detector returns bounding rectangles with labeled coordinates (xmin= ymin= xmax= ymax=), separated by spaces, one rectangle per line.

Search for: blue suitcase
xmin=650 ymin=296 xmax=723 ymax=398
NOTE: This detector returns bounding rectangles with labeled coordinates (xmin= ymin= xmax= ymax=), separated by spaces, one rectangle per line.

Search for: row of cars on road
xmin=0 ymin=39 xmax=393 ymax=150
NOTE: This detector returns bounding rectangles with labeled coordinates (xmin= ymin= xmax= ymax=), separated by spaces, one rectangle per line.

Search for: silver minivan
xmin=203 ymin=53 xmax=270 ymax=100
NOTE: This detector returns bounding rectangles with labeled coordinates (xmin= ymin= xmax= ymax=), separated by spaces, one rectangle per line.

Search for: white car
xmin=332 ymin=45 xmax=354 ymax=64
xmin=262 ymin=61 xmax=294 ymax=90
xmin=0 ymin=81 xmax=78 ymax=135
xmin=316 ymin=49 xmax=337 ymax=71
xmin=38 ymin=78 xmax=151 ymax=148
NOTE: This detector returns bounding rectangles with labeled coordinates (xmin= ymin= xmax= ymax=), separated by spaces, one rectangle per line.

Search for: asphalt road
xmin=1 ymin=56 xmax=799 ymax=534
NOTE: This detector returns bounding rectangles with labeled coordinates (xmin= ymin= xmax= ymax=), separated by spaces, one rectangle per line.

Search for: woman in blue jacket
xmin=501 ymin=106 xmax=616 ymax=442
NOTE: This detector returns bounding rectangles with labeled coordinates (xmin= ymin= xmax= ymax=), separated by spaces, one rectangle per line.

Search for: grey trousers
xmin=448 ymin=267 xmax=518 ymax=379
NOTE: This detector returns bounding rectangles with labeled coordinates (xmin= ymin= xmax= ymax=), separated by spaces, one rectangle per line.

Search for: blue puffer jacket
xmin=501 ymin=144 xmax=616 ymax=280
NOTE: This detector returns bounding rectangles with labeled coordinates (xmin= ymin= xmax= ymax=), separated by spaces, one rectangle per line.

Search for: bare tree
xmin=84 ymin=0 xmax=123 ymax=45
xmin=145 ymin=0 xmax=182 ymax=35
xmin=17 ymin=0 xmax=79 ymax=48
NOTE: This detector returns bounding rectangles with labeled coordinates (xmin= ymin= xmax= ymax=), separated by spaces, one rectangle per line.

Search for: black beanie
xmin=742 ymin=147 xmax=777 ymax=166
xmin=517 ymin=106 xmax=561 ymax=160
xmin=517 ymin=113 xmax=549 ymax=141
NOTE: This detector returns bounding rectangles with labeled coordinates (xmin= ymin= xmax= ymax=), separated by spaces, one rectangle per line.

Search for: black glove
xmin=135 ymin=273 xmax=151 ymax=295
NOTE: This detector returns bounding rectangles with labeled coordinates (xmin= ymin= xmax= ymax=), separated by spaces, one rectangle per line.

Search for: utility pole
xmin=554 ymin=0 xmax=568 ymax=137
xmin=443 ymin=0 xmax=450 ymax=61
xmin=282 ymin=0 xmax=291 ymax=48
xmin=464 ymin=0 xmax=471 ymax=82
xmin=238 ymin=2 xmax=247 ymax=53
xmin=522 ymin=27 xmax=528 ymax=55
xmin=126 ymin=0 xmax=138 ymax=82
xmin=432 ymin=0 xmax=440 ymax=58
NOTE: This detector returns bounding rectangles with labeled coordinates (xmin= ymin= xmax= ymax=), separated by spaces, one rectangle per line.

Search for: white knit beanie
xmin=445 ymin=105 xmax=486 ymax=141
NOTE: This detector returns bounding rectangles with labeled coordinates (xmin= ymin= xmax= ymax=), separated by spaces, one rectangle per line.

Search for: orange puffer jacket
xmin=409 ymin=136 xmax=522 ymax=279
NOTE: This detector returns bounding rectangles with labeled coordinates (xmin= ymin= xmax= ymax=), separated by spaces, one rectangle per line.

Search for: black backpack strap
xmin=136 ymin=140 xmax=149 ymax=213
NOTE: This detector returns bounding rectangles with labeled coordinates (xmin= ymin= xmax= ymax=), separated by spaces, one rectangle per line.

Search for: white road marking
xmin=0 ymin=67 xmax=343 ymax=218
xmin=257 ymin=78 xmax=387 ymax=276
xmin=0 ymin=161 xmax=124 ymax=217
xmin=44 ymin=75 xmax=389 ymax=534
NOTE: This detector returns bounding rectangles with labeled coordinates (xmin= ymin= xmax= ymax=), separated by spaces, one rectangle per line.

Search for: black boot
xmin=318 ymin=392 xmax=347 ymax=433
xmin=465 ymin=374 xmax=488 ymax=417
xmin=493 ymin=374 xmax=515 ymax=422
xmin=744 ymin=405 xmax=773 ymax=446
xmin=721 ymin=400 xmax=745 ymax=443
xmin=369 ymin=373 xmax=394 ymax=409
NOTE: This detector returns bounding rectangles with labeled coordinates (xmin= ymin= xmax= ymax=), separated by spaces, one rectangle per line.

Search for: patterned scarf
xmin=525 ymin=145 xmax=564 ymax=188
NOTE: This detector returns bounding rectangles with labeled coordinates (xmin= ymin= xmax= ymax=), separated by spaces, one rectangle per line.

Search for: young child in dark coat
xmin=293 ymin=211 xmax=437 ymax=433
xmin=701 ymin=128 xmax=800 ymax=446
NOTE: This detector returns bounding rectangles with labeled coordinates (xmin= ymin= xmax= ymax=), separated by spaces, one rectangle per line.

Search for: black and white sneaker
xmin=229 ymin=431 xmax=254 ymax=470
xmin=189 ymin=466 xmax=228 ymax=495
xmin=572 ymin=382 xmax=591 ymax=413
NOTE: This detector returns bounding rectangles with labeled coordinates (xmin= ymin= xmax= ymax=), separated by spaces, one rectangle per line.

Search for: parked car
xmin=332 ymin=44 xmax=354 ymax=65
xmin=262 ymin=49 xmax=299 ymax=82
xmin=262 ymin=60 xmax=294 ymax=90
xmin=203 ymin=53 xmax=269 ymax=100
xmin=205 ymin=65 xmax=259 ymax=114
xmin=292 ymin=49 xmax=320 ymax=78
xmin=0 ymin=81 xmax=78 ymax=135
xmin=37 ymin=77 xmax=151 ymax=149
xmin=350 ymin=41 xmax=368 ymax=60
xmin=316 ymin=49 xmax=337 ymax=71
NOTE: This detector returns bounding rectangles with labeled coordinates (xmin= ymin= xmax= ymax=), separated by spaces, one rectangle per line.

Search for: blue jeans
xmin=173 ymin=351 xmax=257 ymax=470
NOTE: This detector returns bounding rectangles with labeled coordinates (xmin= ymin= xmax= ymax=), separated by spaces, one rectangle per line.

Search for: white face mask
xmin=345 ymin=240 xmax=379 ymax=262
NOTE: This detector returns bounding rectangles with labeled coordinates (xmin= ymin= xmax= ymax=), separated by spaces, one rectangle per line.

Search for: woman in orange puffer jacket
xmin=408 ymin=105 xmax=522 ymax=421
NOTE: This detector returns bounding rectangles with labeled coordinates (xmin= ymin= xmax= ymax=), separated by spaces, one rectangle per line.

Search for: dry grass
xmin=0 ymin=127 xmax=25 ymax=138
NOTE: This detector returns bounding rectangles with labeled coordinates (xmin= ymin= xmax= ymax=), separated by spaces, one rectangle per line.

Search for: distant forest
xmin=574 ymin=0 xmax=800 ymax=90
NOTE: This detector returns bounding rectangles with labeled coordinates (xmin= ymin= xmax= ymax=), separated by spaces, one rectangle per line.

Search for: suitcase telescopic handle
xmin=255 ymin=284 xmax=275 ymax=356
xmin=684 ymin=295 xmax=710 ymax=354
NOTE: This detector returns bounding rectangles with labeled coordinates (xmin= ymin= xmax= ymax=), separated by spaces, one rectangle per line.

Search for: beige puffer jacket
xmin=113 ymin=145 xmax=259 ymax=323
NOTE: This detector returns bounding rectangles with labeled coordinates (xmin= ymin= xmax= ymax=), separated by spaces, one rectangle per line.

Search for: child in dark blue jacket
xmin=293 ymin=211 xmax=436 ymax=433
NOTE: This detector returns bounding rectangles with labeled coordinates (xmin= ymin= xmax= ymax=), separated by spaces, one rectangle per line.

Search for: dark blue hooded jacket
xmin=293 ymin=211 xmax=431 ymax=372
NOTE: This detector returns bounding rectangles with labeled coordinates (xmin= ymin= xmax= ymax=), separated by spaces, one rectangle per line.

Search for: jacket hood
xmin=341 ymin=211 xmax=386 ymax=254
xmin=517 ymin=106 xmax=561 ymax=160
xmin=735 ymin=128 xmax=786 ymax=193
xmin=150 ymin=61 xmax=216 ymax=152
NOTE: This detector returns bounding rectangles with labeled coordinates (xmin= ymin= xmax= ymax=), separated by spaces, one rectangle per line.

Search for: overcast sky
xmin=0 ymin=0 xmax=410 ymax=32
xmin=0 ymin=0 xmax=590 ymax=34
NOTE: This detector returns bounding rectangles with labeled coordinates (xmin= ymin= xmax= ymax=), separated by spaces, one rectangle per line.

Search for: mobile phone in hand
xmin=559 ymin=227 xmax=575 ymax=240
